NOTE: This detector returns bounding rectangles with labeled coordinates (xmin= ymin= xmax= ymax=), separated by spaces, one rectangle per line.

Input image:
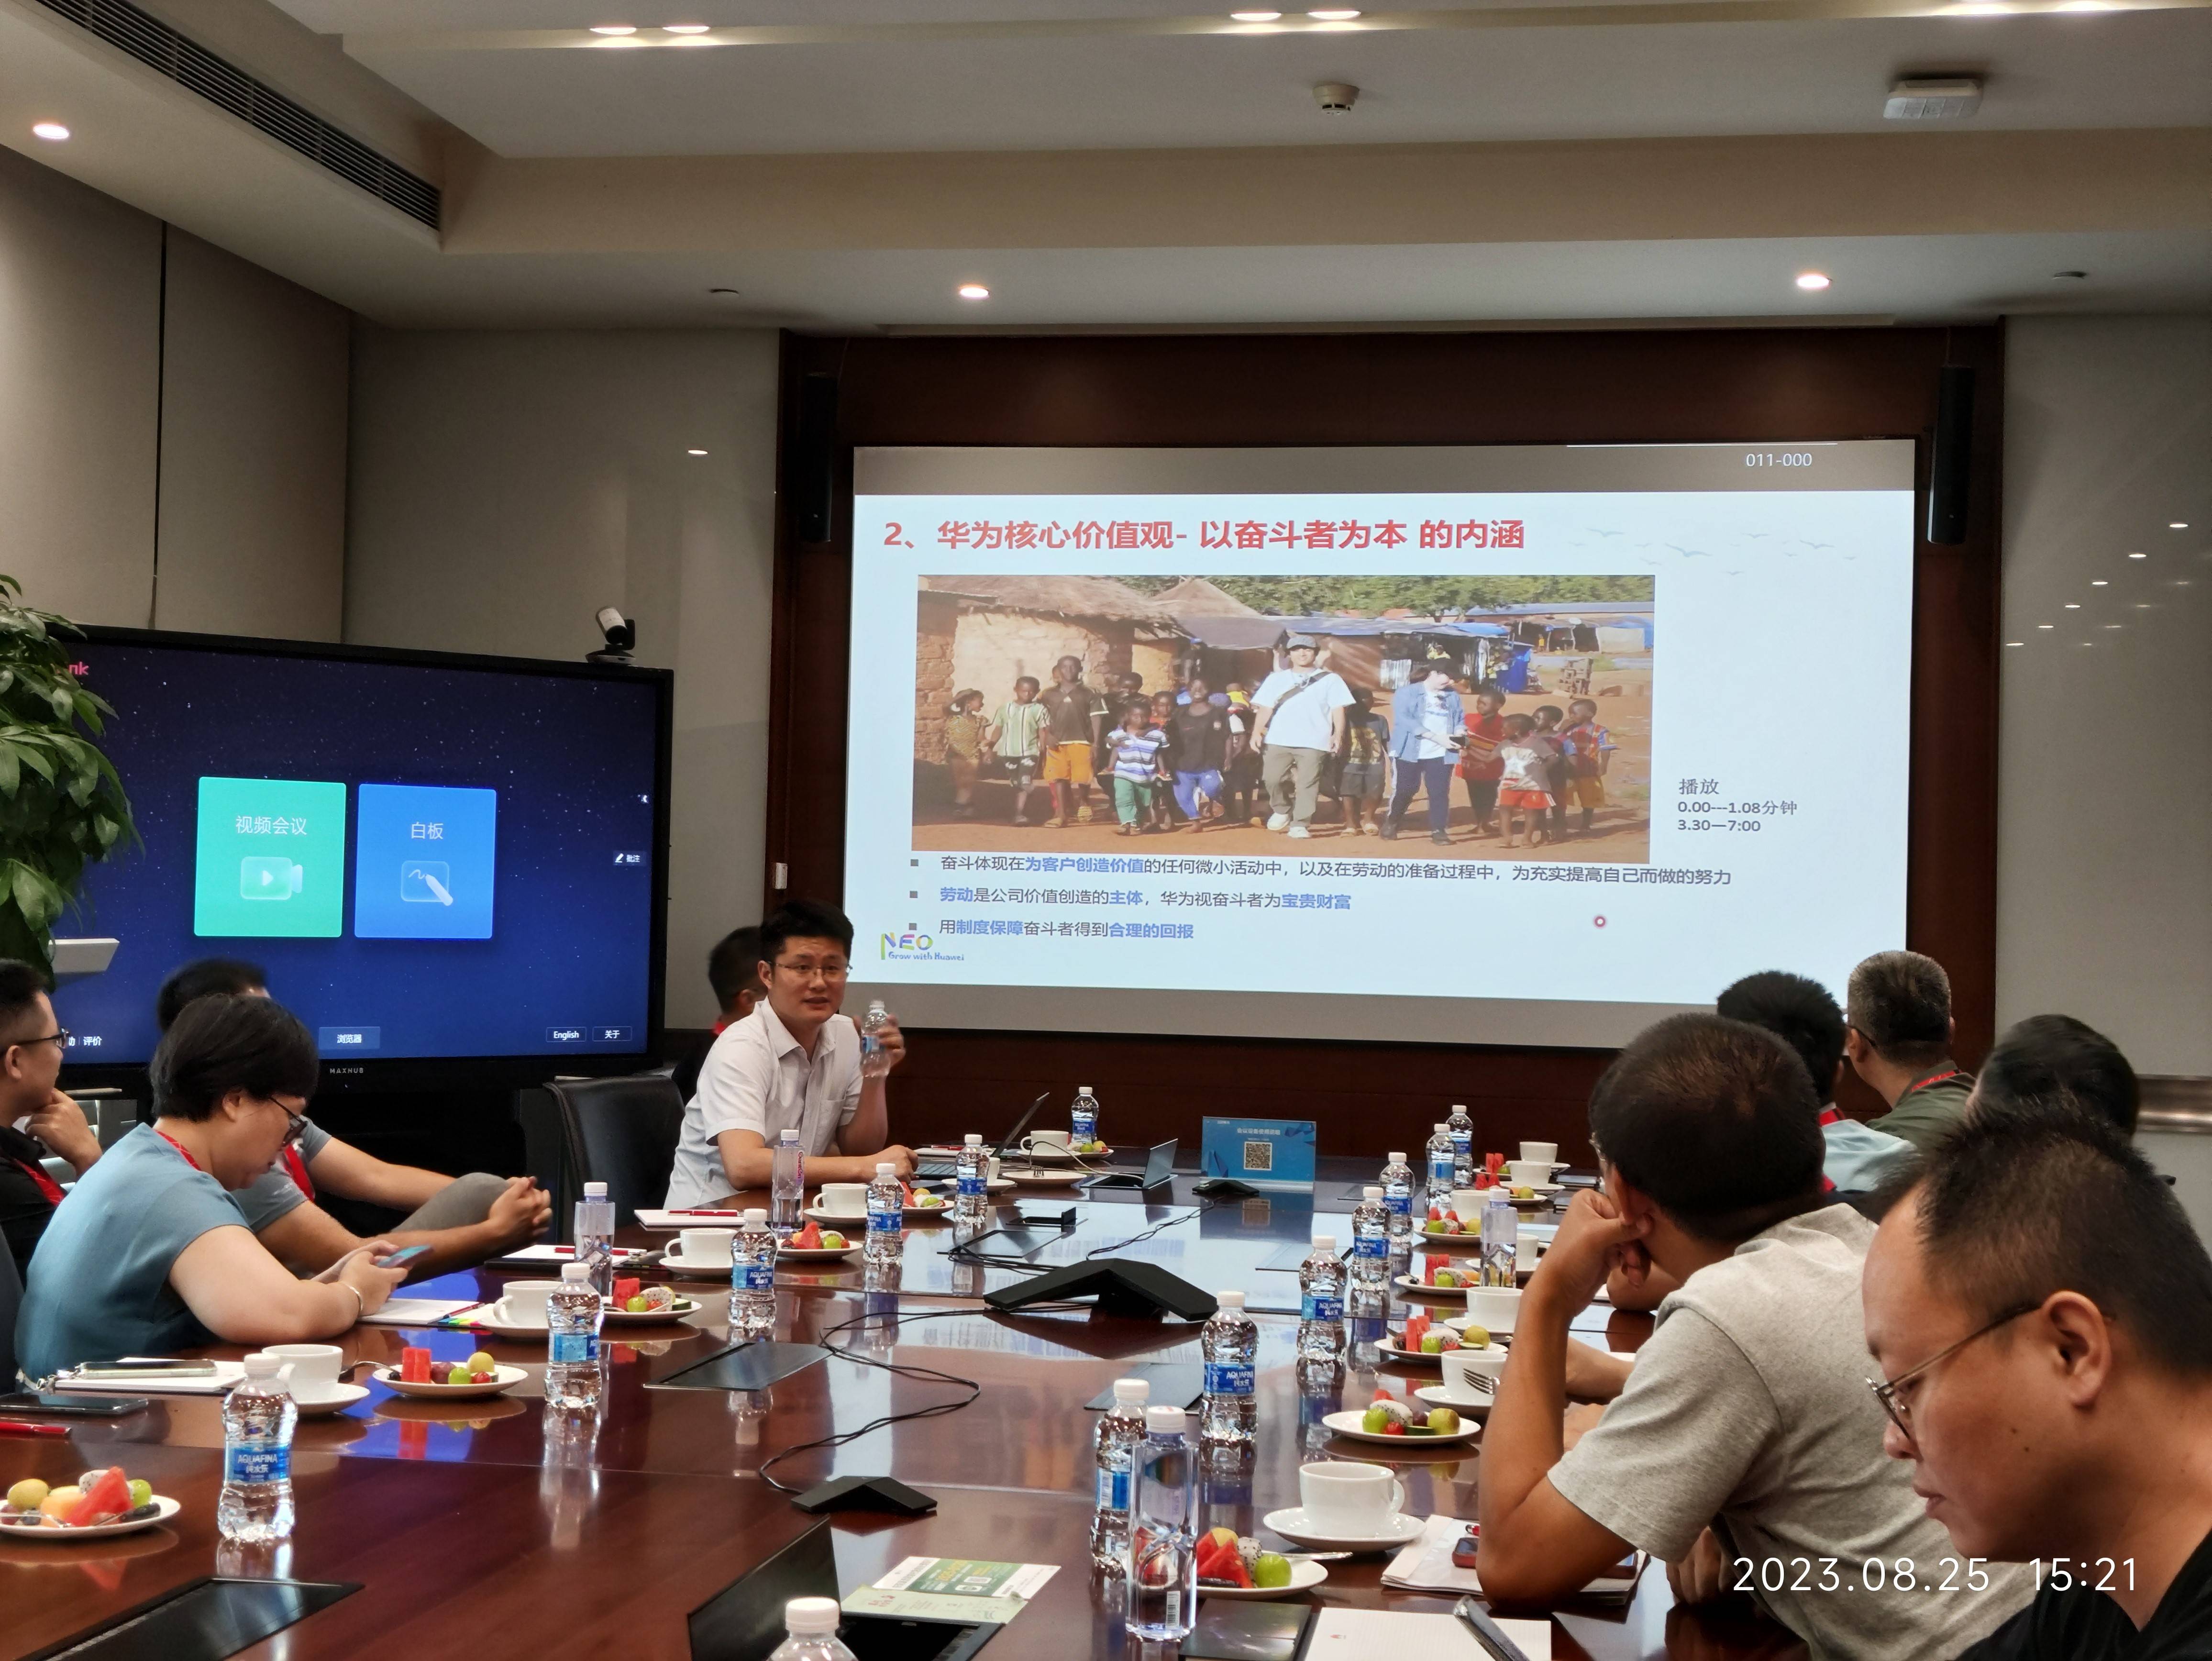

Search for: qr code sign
xmin=1242 ymin=1140 xmax=1273 ymax=1172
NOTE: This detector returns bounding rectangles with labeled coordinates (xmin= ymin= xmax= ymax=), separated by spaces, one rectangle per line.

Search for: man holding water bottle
xmin=664 ymin=900 xmax=914 ymax=1208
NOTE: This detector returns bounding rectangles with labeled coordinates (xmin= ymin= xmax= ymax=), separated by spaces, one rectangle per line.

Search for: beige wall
xmin=155 ymin=229 xmax=348 ymax=641
xmin=344 ymin=327 xmax=780 ymax=1028
xmin=0 ymin=146 xmax=346 ymax=638
xmin=1999 ymin=314 xmax=2211 ymax=1077
xmin=0 ymin=143 xmax=160 ymax=623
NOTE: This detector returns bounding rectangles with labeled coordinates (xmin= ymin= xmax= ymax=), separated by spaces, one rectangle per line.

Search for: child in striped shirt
xmin=1106 ymin=697 xmax=1171 ymax=835
xmin=985 ymin=676 xmax=1047 ymax=826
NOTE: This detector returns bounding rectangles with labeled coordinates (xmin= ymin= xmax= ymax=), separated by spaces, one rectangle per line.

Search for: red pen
xmin=0 ymin=1419 xmax=71 ymax=1438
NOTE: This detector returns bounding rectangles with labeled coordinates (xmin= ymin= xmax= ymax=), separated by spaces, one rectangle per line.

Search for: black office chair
xmin=0 ymin=1238 xmax=22 ymax=1389
xmin=546 ymin=1075 xmax=686 ymax=1227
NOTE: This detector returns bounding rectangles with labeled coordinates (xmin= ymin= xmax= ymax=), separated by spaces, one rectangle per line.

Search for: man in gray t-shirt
xmin=1479 ymin=1013 xmax=2030 ymax=1660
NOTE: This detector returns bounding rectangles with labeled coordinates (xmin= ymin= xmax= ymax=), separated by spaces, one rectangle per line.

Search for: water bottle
xmin=859 ymin=999 xmax=893 ymax=1078
xmin=217 ymin=1352 xmax=297 ymax=1543
xmin=1447 ymin=1104 xmax=1476 ymax=1186
xmin=770 ymin=1129 xmax=805 ymax=1236
xmin=1425 ymin=1122 xmax=1457 ymax=1212
xmin=1346 ymin=1285 xmax=1387 ymax=1374
xmin=864 ymin=1161 xmax=904 ymax=1267
xmin=574 ymin=1179 xmax=616 ymax=1297
xmin=1090 ymin=1375 xmax=1151 ymax=1571
xmin=545 ymin=1261 xmax=604 ymax=1409
xmin=1482 ymin=1196 xmax=1519 ymax=1288
xmin=1350 ymin=1185 xmax=1391 ymax=1291
xmin=955 ymin=1132 xmax=989 ymax=1223
xmin=1199 ymin=1290 xmax=1257 ymax=1454
xmin=1297 ymin=1232 xmax=1345 ymax=1361
xmin=768 ymin=1597 xmax=858 ymax=1661
xmin=1125 ymin=1405 xmax=1198 ymax=1644
xmin=1380 ymin=1151 xmax=1414 ymax=1242
xmin=731 ymin=1206 xmax=778 ymax=1338
xmin=1071 ymin=1085 xmax=1100 ymax=1150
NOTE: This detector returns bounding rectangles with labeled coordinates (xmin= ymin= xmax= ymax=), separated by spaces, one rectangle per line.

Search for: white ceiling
xmin=331 ymin=10 xmax=2212 ymax=157
xmin=5 ymin=0 xmax=2208 ymax=327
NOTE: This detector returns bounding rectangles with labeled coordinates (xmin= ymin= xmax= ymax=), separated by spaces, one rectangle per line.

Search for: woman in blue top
xmin=17 ymin=995 xmax=407 ymax=1380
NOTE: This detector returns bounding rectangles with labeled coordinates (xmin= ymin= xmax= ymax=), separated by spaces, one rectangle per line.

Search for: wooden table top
xmin=0 ymin=1193 xmax=1808 ymax=1661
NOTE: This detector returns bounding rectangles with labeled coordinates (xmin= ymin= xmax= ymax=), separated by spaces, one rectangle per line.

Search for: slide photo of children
xmin=910 ymin=572 xmax=1653 ymax=863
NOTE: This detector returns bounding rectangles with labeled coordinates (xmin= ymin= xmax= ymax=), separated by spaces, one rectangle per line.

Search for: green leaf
xmin=0 ymin=744 xmax=18 ymax=798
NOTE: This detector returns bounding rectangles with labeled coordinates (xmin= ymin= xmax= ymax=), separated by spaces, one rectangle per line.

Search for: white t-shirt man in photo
xmin=1250 ymin=635 xmax=1353 ymax=837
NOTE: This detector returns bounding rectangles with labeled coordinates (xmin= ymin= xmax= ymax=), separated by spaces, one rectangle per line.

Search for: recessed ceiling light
xmin=957 ymin=283 xmax=990 ymax=300
xmin=2064 ymin=602 xmax=2080 ymax=609
xmin=687 ymin=448 xmax=708 ymax=456
xmin=31 ymin=122 xmax=70 ymax=141
xmin=2037 ymin=623 xmax=2055 ymax=629
xmin=2128 ymin=551 xmax=2147 ymax=558
xmin=2005 ymin=641 xmax=2024 ymax=647
xmin=1308 ymin=8 xmax=1361 ymax=17
xmin=2172 ymin=521 xmax=2190 ymax=529
xmin=2090 ymin=578 xmax=2107 ymax=586
xmin=1795 ymin=272 xmax=1831 ymax=291
xmin=663 ymin=23 xmax=709 ymax=32
xmin=2105 ymin=623 xmax=2122 ymax=629
xmin=1229 ymin=9 xmax=1283 ymax=18
xmin=589 ymin=24 xmax=636 ymax=32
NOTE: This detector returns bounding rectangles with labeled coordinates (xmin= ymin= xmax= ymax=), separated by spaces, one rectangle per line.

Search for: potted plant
xmin=0 ymin=576 xmax=134 ymax=969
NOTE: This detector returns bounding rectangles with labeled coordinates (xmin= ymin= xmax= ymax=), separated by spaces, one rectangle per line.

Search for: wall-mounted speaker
xmin=790 ymin=372 xmax=839 ymax=544
xmin=1925 ymin=365 xmax=1974 ymax=546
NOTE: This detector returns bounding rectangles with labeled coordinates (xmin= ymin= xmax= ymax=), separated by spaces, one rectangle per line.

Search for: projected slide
xmin=847 ymin=443 xmax=1914 ymax=1046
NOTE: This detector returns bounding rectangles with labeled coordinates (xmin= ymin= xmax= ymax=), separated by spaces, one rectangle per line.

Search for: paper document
xmin=357 ymin=1298 xmax=486 ymax=1327
xmin=55 ymin=1360 xmax=246 ymax=1397
xmin=842 ymin=1556 xmax=1057 ymax=1626
xmin=490 ymin=1243 xmax=653 ymax=1265
xmin=1385 ymin=1515 xmax=1641 ymax=1604
xmin=1305 ymin=1607 xmax=1550 ymax=1661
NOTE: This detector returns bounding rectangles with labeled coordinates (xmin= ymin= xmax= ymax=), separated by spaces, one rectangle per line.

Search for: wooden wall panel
xmin=763 ymin=326 xmax=2003 ymax=1152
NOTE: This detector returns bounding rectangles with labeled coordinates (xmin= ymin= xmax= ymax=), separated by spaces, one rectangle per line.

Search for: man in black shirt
xmin=673 ymin=926 xmax=764 ymax=1102
xmin=1861 ymin=1100 xmax=2212 ymax=1659
xmin=0 ymin=959 xmax=103 ymax=1279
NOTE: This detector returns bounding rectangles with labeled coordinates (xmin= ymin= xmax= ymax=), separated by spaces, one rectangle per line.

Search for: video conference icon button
xmin=318 ymin=1026 xmax=380 ymax=1051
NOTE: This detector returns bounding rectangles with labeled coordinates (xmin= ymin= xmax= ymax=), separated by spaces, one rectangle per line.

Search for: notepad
xmin=1305 ymin=1608 xmax=1550 ymax=1661
xmin=356 ymin=1298 xmax=486 ymax=1327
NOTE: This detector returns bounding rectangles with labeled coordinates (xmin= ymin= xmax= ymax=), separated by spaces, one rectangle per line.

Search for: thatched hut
xmin=914 ymin=576 xmax=1186 ymax=764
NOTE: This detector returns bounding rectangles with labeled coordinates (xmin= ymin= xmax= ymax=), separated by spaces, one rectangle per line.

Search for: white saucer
xmin=1414 ymin=1384 xmax=1494 ymax=1418
xmin=805 ymin=1204 xmax=950 ymax=1224
xmin=1394 ymin=1273 xmax=1475 ymax=1299
xmin=1321 ymin=1407 xmax=1480 ymax=1446
xmin=1202 ymin=1560 xmax=1328 ymax=1600
xmin=1001 ymin=1169 xmax=1083 ymax=1186
xmin=373 ymin=1363 xmax=529 ymax=1400
xmin=658 ymin=1253 xmax=737 ymax=1275
xmin=775 ymin=1243 xmax=863 ymax=1262
xmin=1261 ymin=1508 xmax=1426 ymax=1554
xmin=0 ymin=1495 xmax=182 ymax=1539
xmin=1444 ymin=1308 xmax=1519 ymax=1337
xmin=290 ymin=1383 xmax=370 ymax=1417
xmin=603 ymin=1296 xmax=703 ymax=1325
xmin=1374 ymin=1338 xmax=1442 ymax=1367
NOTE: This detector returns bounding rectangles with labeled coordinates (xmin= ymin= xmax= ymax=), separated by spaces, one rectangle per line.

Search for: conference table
xmin=2 ymin=1169 xmax=1808 ymax=1661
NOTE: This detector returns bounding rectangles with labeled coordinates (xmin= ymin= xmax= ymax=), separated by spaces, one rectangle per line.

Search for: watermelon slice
xmin=67 ymin=1467 xmax=130 ymax=1527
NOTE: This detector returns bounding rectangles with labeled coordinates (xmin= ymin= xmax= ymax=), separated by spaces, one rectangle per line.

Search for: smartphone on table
xmin=0 ymin=1392 xmax=151 ymax=1417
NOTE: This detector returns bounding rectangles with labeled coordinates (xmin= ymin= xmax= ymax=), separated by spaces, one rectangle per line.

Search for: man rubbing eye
xmin=664 ymin=898 xmax=913 ymax=1207
xmin=1861 ymin=1099 xmax=2212 ymax=1660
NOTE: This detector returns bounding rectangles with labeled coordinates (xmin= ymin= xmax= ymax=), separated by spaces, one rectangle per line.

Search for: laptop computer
xmin=1079 ymin=1139 xmax=1178 ymax=1192
xmin=688 ymin=1518 xmax=998 ymax=1661
xmin=913 ymin=1092 xmax=1051 ymax=1180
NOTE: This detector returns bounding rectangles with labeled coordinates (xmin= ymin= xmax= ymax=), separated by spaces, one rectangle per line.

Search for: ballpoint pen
xmin=0 ymin=1419 xmax=71 ymax=1438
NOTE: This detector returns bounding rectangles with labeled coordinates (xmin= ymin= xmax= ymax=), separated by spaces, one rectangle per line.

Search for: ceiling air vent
xmin=1884 ymin=77 xmax=1983 ymax=122
xmin=29 ymin=0 xmax=441 ymax=231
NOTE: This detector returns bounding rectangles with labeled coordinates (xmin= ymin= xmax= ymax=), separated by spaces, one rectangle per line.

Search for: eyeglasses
xmin=267 ymin=1096 xmax=310 ymax=1149
xmin=1867 ymin=1301 xmax=2041 ymax=1439
xmin=774 ymin=959 xmax=849 ymax=983
xmin=13 ymin=1030 xmax=69 ymax=1052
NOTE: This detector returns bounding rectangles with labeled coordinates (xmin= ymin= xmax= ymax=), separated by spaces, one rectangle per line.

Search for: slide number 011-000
xmin=1745 ymin=453 xmax=1815 ymax=468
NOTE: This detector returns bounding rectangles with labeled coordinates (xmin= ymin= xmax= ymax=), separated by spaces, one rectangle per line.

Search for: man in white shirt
xmin=1250 ymin=635 xmax=1353 ymax=839
xmin=664 ymin=900 xmax=915 ymax=1208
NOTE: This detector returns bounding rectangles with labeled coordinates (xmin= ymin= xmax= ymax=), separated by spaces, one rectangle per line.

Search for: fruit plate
xmin=1321 ymin=1408 xmax=1480 ymax=1447
xmin=1393 ymin=1273 xmax=1476 ymax=1299
xmin=603 ymin=1297 xmax=702 ymax=1324
xmin=1200 ymin=1560 xmax=1328 ymax=1600
xmin=1374 ymin=1338 xmax=1443 ymax=1367
xmin=0 ymin=1495 xmax=181 ymax=1540
xmin=804 ymin=1205 xmax=951 ymax=1225
xmin=774 ymin=1243 xmax=862 ymax=1262
xmin=373 ymin=1363 xmax=529 ymax=1399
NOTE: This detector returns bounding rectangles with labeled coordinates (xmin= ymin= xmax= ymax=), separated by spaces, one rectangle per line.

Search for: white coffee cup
xmin=1442 ymin=1344 xmax=1510 ymax=1401
xmin=987 ymin=1155 xmax=1003 ymax=1183
xmin=1298 ymin=1461 xmax=1405 ymax=1536
xmin=818 ymin=1184 xmax=869 ymax=1216
xmin=1022 ymin=1129 xmax=1073 ymax=1158
xmin=1519 ymin=1141 xmax=1558 ymax=1166
xmin=1463 ymin=1284 xmax=1523 ymax=1332
xmin=1507 ymin=1159 xmax=1551 ymax=1188
xmin=677 ymin=1228 xmax=736 ymax=1265
xmin=1449 ymin=1189 xmax=1486 ymax=1225
xmin=495 ymin=1279 xmax=565 ymax=1329
xmin=265 ymin=1342 xmax=343 ymax=1398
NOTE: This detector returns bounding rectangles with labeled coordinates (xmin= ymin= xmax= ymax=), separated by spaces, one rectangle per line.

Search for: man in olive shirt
xmin=1845 ymin=950 xmax=1973 ymax=1153
xmin=1862 ymin=1103 xmax=2212 ymax=1660
xmin=1037 ymin=655 xmax=1106 ymax=828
